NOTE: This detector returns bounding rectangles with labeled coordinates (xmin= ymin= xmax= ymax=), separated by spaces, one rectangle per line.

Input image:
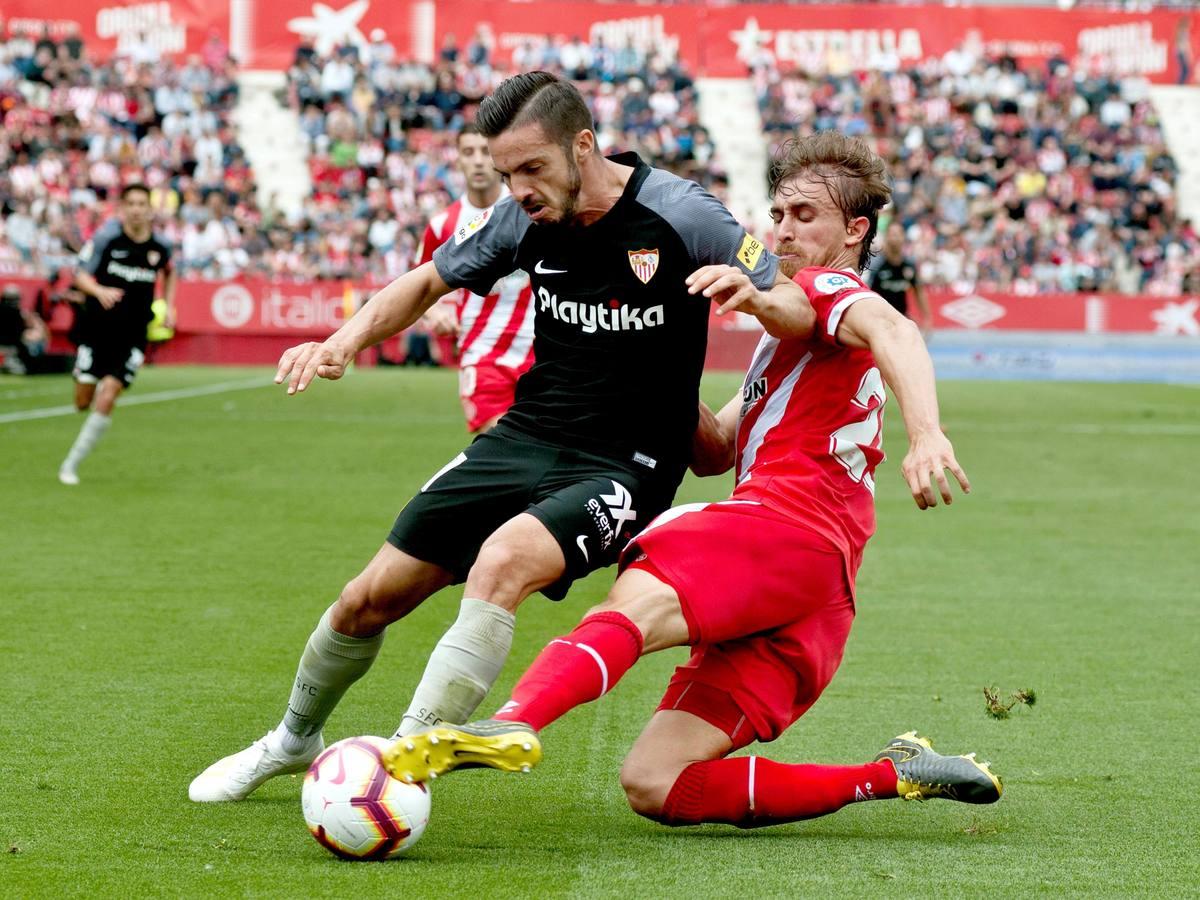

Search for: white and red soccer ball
xmin=301 ymin=736 xmax=430 ymax=860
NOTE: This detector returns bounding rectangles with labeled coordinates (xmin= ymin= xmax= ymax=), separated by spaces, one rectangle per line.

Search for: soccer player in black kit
xmin=868 ymin=221 xmax=932 ymax=337
xmin=190 ymin=71 xmax=809 ymax=802
xmin=58 ymin=184 xmax=175 ymax=485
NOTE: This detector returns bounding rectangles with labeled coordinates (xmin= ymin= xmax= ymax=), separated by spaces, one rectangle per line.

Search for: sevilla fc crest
xmin=628 ymin=249 xmax=660 ymax=285
xmin=147 ymin=250 xmax=161 ymax=266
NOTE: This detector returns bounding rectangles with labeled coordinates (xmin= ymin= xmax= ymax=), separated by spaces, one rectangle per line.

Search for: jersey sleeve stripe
xmin=826 ymin=291 xmax=882 ymax=338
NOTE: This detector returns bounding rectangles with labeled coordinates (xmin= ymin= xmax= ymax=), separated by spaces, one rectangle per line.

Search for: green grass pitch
xmin=2 ymin=365 xmax=1197 ymax=897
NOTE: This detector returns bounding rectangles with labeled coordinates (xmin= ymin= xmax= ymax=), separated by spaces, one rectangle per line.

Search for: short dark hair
xmin=120 ymin=182 xmax=150 ymax=200
xmin=768 ymin=132 xmax=892 ymax=270
xmin=456 ymin=122 xmax=483 ymax=143
xmin=476 ymin=71 xmax=593 ymax=154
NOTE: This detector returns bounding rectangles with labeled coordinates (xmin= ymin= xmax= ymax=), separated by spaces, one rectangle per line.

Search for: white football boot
xmin=188 ymin=730 xmax=324 ymax=802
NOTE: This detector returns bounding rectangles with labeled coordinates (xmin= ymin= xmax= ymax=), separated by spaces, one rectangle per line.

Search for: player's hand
xmin=274 ymin=339 xmax=355 ymax=395
xmin=686 ymin=265 xmax=763 ymax=317
xmin=96 ymin=286 xmax=124 ymax=309
xmin=900 ymin=428 xmax=970 ymax=510
xmin=422 ymin=304 xmax=459 ymax=337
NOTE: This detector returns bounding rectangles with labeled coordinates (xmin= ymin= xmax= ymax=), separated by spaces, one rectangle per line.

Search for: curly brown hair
xmin=768 ymin=132 xmax=892 ymax=270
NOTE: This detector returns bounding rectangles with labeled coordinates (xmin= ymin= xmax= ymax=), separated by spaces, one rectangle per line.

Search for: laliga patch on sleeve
xmin=454 ymin=207 xmax=494 ymax=246
xmin=736 ymin=233 xmax=764 ymax=271
xmin=812 ymin=271 xmax=857 ymax=295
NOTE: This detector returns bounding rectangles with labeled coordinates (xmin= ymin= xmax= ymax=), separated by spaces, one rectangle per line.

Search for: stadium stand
xmin=755 ymin=50 xmax=1198 ymax=295
xmin=0 ymin=31 xmax=247 ymax=279
xmin=282 ymin=33 xmax=726 ymax=282
xmin=1 ymin=26 xmax=1196 ymax=296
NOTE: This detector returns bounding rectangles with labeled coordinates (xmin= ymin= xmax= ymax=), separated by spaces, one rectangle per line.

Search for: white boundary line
xmin=0 ymin=384 xmax=69 ymax=401
xmin=0 ymin=377 xmax=268 ymax=425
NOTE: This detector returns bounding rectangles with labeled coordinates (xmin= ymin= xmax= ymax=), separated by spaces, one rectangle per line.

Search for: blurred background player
xmin=0 ymin=284 xmax=50 ymax=375
xmin=58 ymin=184 xmax=176 ymax=485
xmin=385 ymin=133 xmax=1001 ymax=828
xmin=868 ymin=221 xmax=933 ymax=338
xmin=419 ymin=124 xmax=535 ymax=432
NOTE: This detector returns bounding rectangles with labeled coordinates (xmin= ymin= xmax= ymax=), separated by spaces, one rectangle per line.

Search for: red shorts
xmin=623 ymin=500 xmax=855 ymax=749
xmin=459 ymin=363 xmax=521 ymax=432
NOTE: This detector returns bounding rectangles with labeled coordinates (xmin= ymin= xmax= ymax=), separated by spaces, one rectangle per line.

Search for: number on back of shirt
xmin=829 ymin=368 xmax=885 ymax=493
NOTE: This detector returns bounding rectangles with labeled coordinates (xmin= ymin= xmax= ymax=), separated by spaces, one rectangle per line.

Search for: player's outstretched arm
xmin=275 ymin=261 xmax=453 ymax=395
xmin=690 ymin=394 xmax=740 ymax=476
xmin=836 ymin=298 xmax=970 ymax=510
xmin=687 ymin=267 xmax=815 ymax=339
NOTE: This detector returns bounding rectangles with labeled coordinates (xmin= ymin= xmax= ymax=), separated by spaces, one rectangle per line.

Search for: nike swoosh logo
xmin=535 ymin=261 xmax=568 ymax=275
xmin=575 ymin=535 xmax=589 ymax=562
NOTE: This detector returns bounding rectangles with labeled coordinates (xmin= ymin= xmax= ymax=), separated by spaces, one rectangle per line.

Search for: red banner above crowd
xmin=3 ymin=0 xmax=1197 ymax=82
xmin=3 ymin=0 xmax=229 ymax=62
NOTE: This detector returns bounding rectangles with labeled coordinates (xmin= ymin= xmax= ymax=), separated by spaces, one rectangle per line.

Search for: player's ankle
xmin=274 ymin=725 xmax=317 ymax=756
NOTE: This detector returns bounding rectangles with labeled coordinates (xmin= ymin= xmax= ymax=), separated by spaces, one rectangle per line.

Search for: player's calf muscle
xmin=331 ymin=574 xmax=431 ymax=636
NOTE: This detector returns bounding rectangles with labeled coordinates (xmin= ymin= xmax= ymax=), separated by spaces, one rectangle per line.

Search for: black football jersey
xmin=434 ymin=152 xmax=778 ymax=475
xmin=867 ymin=257 xmax=918 ymax=317
xmin=76 ymin=220 xmax=172 ymax=346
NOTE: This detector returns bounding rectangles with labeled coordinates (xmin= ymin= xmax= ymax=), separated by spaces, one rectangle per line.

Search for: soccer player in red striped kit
xmin=419 ymin=124 xmax=534 ymax=432
xmin=385 ymin=132 xmax=1003 ymax=828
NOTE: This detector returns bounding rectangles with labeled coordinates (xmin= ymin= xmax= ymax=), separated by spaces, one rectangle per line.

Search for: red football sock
xmin=493 ymin=612 xmax=644 ymax=731
xmin=659 ymin=756 xmax=899 ymax=827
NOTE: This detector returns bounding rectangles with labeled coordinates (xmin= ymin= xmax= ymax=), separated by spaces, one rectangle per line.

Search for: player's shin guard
xmin=280 ymin=605 xmax=385 ymax=751
xmin=396 ymin=598 xmax=515 ymax=737
xmin=492 ymin=611 xmax=644 ymax=732
xmin=658 ymin=757 xmax=898 ymax=827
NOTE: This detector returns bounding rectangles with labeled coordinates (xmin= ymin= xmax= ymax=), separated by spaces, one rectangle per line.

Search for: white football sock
xmin=394 ymin=597 xmax=515 ymax=737
xmin=62 ymin=411 xmax=110 ymax=473
xmin=279 ymin=605 xmax=385 ymax=753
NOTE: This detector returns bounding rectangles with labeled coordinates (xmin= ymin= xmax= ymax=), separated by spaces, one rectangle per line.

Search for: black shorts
xmin=388 ymin=425 xmax=681 ymax=601
xmin=74 ymin=342 xmax=145 ymax=388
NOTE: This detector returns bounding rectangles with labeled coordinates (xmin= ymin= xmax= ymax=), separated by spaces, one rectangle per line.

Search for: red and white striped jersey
xmin=418 ymin=193 xmax=535 ymax=371
xmin=731 ymin=267 xmax=887 ymax=582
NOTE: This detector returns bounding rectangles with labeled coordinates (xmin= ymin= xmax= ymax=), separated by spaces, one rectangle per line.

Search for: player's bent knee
xmin=466 ymin=542 xmax=542 ymax=608
xmin=619 ymin=761 xmax=673 ymax=820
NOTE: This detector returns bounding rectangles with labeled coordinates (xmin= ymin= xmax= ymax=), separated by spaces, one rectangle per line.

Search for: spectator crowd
xmin=0 ymin=27 xmax=255 ymax=280
xmin=755 ymin=43 xmax=1199 ymax=295
xmin=282 ymin=27 xmax=721 ymax=283
xmin=2 ymin=24 xmax=1198 ymax=296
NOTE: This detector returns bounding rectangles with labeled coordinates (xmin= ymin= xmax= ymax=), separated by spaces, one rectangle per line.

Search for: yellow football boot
xmin=383 ymin=719 xmax=542 ymax=784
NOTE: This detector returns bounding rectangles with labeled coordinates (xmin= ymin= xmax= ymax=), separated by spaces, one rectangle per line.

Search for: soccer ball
xmin=301 ymin=736 xmax=431 ymax=860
